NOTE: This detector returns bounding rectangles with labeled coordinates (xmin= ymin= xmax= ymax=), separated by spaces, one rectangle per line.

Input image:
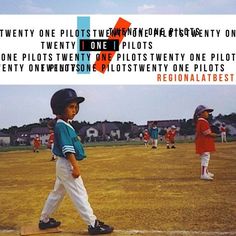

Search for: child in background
xmin=39 ymin=88 xmax=113 ymax=235
xmin=165 ymin=125 xmax=177 ymax=149
xmin=220 ymin=122 xmax=227 ymax=143
xmin=48 ymin=129 xmax=56 ymax=161
xmin=33 ymin=134 xmax=41 ymax=153
xmin=149 ymin=121 xmax=158 ymax=149
xmin=194 ymin=105 xmax=218 ymax=181
xmin=143 ymin=129 xmax=150 ymax=147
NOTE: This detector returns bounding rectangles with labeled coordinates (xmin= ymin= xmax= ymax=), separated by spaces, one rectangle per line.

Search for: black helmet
xmin=50 ymin=88 xmax=85 ymax=115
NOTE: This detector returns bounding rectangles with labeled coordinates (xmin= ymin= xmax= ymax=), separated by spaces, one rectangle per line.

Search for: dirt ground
xmin=0 ymin=142 xmax=236 ymax=236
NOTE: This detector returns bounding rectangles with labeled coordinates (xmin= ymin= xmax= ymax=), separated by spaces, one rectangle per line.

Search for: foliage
xmin=179 ymin=119 xmax=195 ymax=136
xmin=1 ymin=113 xmax=236 ymax=139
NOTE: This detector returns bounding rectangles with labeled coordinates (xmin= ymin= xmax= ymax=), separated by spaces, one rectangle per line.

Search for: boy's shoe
xmin=88 ymin=220 xmax=114 ymax=235
xmin=207 ymin=172 xmax=214 ymax=177
xmin=171 ymin=146 xmax=176 ymax=149
xmin=200 ymin=174 xmax=213 ymax=181
xmin=39 ymin=218 xmax=61 ymax=230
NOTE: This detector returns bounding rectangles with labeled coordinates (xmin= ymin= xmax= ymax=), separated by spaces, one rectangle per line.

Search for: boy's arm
xmin=203 ymin=130 xmax=218 ymax=138
xmin=66 ymin=153 xmax=80 ymax=178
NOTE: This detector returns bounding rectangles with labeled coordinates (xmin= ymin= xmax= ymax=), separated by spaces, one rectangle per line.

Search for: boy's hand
xmin=67 ymin=153 xmax=81 ymax=178
xmin=72 ymin=167 xmax=80 ymax=178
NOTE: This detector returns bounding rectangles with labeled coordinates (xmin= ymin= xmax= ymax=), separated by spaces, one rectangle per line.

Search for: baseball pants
xmin=200 ymin=152 xmax=210 ymax=175
xmin=152 ymin=139 xmax=158 ymax=147
xmin=40 ymin=157 xmax=96 ymax=226
xmin=221 ymin=132 xmax=227 ymax=142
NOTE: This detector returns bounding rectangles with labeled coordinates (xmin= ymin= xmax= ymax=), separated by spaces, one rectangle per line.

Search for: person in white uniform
xmin=220 ymin=123 xmax=227 ymax=143
xmin=39 ymin=88 xmax=113 ymax=235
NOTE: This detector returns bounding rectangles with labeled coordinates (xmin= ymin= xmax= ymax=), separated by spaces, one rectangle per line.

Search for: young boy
xmin=143 ymin=129 xmax=150 ymax=147
xmin=47 ymin=129 xmax=56 ymax=161
xmin=39 ymin=88 xmax=113 ymax=235
xmin=149 ymin=121 xmax=158 ymax=149
xmin=165 ymin=125 xmax=177 ymax=149
xmin=220 ymin=122 xmax=227 ymax=143
xmin=194 ymin=105 xmax=218 ymax=181
xmin=33 ymin=134 xmax=41 ymax=152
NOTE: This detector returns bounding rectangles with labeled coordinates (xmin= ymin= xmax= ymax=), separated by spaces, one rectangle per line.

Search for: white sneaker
xmin=207 ymin=172 xmax=214 ymax=178
xmin=200 ymin=174 xmax=213 ymax=181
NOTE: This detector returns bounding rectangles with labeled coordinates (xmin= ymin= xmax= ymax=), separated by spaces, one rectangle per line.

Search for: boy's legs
xmin=200 ymin=152 xmax=213 ymax=180
xmin=221 ymin=132 xmax=227 ymax=143
xmin=39 ymin=157 xmax=113 ymax=234
xmin=56 ymin=157 xmax=97 ymax=226
xmin=152 ymin=139 xmax=158 ymax=148
xmin=170 ymin=140 xmax=176 ymax=148
xmin=223 ymin=132 xmax=227 ymax=142
xmin=166 ymin=139 xmax=170 ymax=149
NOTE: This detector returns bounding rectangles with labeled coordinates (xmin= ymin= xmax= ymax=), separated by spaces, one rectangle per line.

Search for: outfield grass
xmin=0 ymin=142 xmax=236 ymax=235
xmin=1 ymin=136 xmax=235 ymax=152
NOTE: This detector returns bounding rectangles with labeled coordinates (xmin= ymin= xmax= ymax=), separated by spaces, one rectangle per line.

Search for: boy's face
xmin=201 ymin=110 xmax=210 ymax=119
xmin=62 ymin=101 xmax=79 ymax=121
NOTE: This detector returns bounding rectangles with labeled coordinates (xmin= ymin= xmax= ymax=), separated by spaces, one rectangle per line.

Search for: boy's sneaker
xmin=39 ymin=218 xmax=61 ymax=230
xmin=200 ymin=174 xmax=213 ymax=181
xmin=207 ymin=172 xmax=214 ymax=177
xmin=88 ymin=220 xmax=114 ymax=235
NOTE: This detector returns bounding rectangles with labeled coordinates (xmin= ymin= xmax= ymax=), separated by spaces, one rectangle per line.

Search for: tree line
xmin=1 ymin=113 xmax=236 ymax=137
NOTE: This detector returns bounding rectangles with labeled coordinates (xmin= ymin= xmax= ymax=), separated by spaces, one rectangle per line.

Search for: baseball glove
xmin=210 ymin=125 xmax=220 ymax=134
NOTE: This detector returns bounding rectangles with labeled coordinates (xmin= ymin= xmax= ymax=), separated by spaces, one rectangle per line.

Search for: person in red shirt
xmin=33 ymin=134 xmax=41 ymax=153
xmin=165 ymin=125 xmax=177 ymax=149
xmin=220 ymin=122 xmax=227 ymax=143
xmin=143 ymin=129 xmax=150 ymax=147
xmin=48 ymin=129 xmax=56 ymax=161
xmin=194 ymin=105 xmax=218 ymax=181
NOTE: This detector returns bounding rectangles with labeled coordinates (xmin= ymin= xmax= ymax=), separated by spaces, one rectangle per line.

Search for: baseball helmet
xmin=50 ymin=88 xmax=85 ymax=115
xmin=194 ymin=105 xmax=213 ymax=118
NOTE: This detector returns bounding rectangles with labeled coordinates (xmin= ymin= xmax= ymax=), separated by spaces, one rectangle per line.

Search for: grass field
xmin=0 ymin=142 xmax=236 ymax=236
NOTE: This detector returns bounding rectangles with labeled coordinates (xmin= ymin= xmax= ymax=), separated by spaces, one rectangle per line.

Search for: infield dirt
xmin=0 ymin=142 xmax=235 ymax=236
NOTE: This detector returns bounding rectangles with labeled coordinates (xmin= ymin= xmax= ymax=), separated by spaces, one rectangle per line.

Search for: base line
xmin=115 ymin=229 xmax=236 ymax=235
xmin=1 ymin=229 xmax=236 ymax=235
